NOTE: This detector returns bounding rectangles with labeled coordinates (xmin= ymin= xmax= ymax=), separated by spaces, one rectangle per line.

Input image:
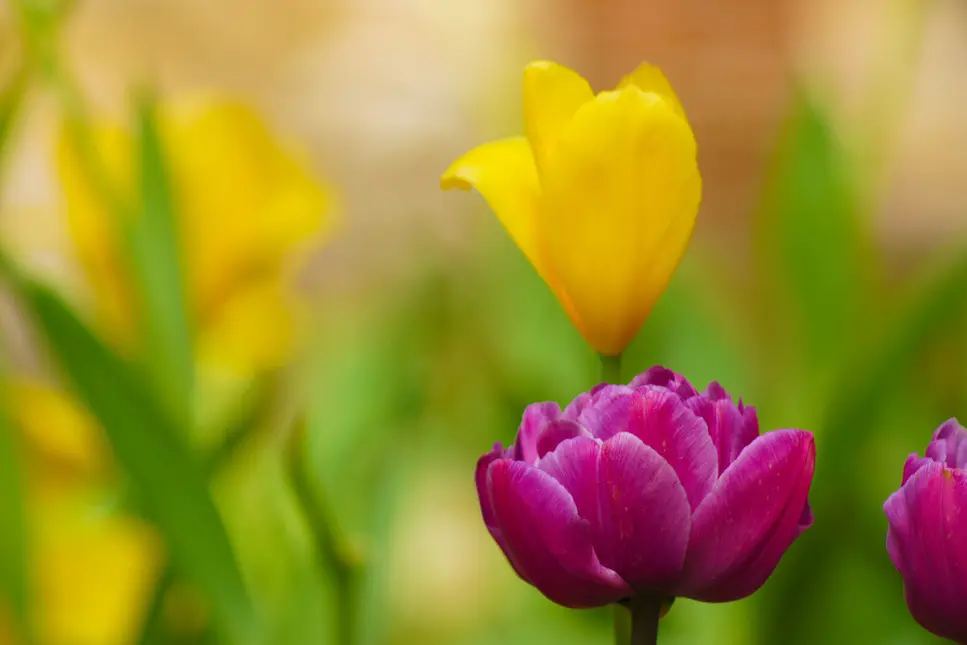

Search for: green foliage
xmin=127 ymin=93 xmax=194 ymax=424
xmin=12 ymin=276 xmax=259 ymax=645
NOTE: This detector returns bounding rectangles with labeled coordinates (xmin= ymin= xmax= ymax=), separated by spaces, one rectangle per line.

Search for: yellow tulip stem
xmin=285 ymin=419 xmax=360 ymax=645
xmin=600 ymin=353 xmax=623 ymax=384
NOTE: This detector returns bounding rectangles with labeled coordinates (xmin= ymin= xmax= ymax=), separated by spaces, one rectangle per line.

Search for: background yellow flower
xmin=56 ymin=97 xmax=334 ymax=378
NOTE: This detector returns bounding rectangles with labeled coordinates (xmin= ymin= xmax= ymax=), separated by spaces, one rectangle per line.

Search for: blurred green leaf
xmin=13 ymin=277 xmax=258 ymax=645
xmin=126 ymin=94 xmax=194 ymax=424
xmin=754 ymin=90 xmax=870 ymax=381
xmin=0 ymin=63 xmax=30 ymax=173
xmin=760 ymin=242 xmax=967 ymax=644
xmin=0 ymin=384 xmax=30 ymax=643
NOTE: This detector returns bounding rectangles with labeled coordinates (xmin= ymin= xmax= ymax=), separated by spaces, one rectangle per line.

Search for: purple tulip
xmin=884 ymin=418 xmax=967 ymax=643
xmin=476 ymin=366 xmax=815 ymax=608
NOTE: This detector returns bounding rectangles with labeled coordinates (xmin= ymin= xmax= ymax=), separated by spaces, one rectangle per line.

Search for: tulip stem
xmin=628 ymin=595 xmax=662 ymax=645
xmin=600 ymin=353 xmax=623 ymax=384
xmin=286 ymin=418 xmax=360 ymax=645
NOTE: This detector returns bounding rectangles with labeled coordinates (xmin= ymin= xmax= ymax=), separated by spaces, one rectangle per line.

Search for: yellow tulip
xmin=441 ymin=61 xmax=701 ymax=356
xmin=56 ymin=96 xmax=334 ymax=378
xmin=2 ymin=382 xmax=162 ymax=645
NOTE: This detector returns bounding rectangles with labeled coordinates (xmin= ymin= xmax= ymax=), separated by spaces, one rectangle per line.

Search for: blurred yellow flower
xmin=442 ymin=61 xmax=701 ymax=356
xmin=57 ymin=97 xmax=334 ymax=377
xmin=2 ymin=382 xmax=162 ymax=645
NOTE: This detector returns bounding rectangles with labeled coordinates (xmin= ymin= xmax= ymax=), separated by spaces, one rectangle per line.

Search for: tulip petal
xmin=679 ymin=429 xmax=815 ymax=601
xmin=522 ymin=61 xmax=594 ymax=173
xmin=540 ymin=86 xmax=701 ymax=355
xmin=902 ymin=453 xmax=931 ymax=485
xmin=686 ymin=395 xmax=760 ymax=473
xmin=476 ymin=444 xmax=507 ymax=530
xmin=486 ymin=459 xmax=630 ymax=608
xmin=441 ymin=137 xmax=551 ymax=284
xmin=617 ymin=62 xmax=686 ymax=119
xmin=580 ymin=387 xmax=716 ymax=510
xmin=884 ymin=462 xmax=967 ymax=642
xmin=629 ymin=366 xmax=698 ymax=398
xmin=538 ymin=434 xmax=691 ymax=591
xmin=595 ymin=433 xmax=691 ymax=589
xmin=925 ymin=418 xmax=967 ymax=469
xmin=514 ymin=402 xmax=562 ymax=464
xmin=536 ymin=419 xmax=592 ymax=458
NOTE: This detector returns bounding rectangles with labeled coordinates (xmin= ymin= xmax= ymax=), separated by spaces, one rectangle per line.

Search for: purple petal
xmin=884 ymin=462 xmax=967 ymax=643
xmin=476 ymin=443 xmax=506 ymax=529
xmin=538 ymin=436 xmax=602 ymax=530
xmin=925 ymin=418 xmax=967 ymax=470
xmin=686 ymin=396 xmax=760 ymax=473
xmin=902 ymin=453 xmax=931 ymax=485
xmin=486 ymin=459 xmax=630 ymax=608
xmin=581 ymin=387 xmax=716 ymax=510
xmin=537 ymin=420 xmax=592 ymax=458
xmin=678 ymin=430 xmax=815 ymax=601
xmin=514 ymin=402 xmax=561 ymax=464
xmin=630 ymin=366 xmax=698 ymax=398
xmin=595 ymin=433 xmax=691 ymax=590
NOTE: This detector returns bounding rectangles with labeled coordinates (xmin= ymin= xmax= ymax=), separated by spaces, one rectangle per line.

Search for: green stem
xmin=628 ymin=596 xmax=661 ymax=645
xmin=285 ymin=420 xmax=359 ymax=645
xmin=600 ymin=353 xmax=623 ymax=384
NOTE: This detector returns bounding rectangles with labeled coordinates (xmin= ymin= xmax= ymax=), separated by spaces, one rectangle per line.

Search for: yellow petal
xmin=522 ymin=61 xmax=594 ymax=173
xmin=34 ymin=503 xmax=163 ymax=645
xmin=56 ymin=123 xmax=138 ymax=348
xmin=160 ymin=98 xmax=332 ymax=321
xmin=617 ymin=62 xmax=686 ymax=119
xmin=440 ymin=137 xmax=552 ymax=277
xmin=195 ymin=278 xmax=296 ymax=376
xmin=540 ymin=86 xmax=701 ymax=355
xmin=6 ymin=381 xmax=107 ymax=481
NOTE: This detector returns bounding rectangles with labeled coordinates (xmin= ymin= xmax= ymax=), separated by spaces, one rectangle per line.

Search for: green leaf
xmin=0 ymin=384 xmax=30 ymax=643
xmin=14 ymin=277 xmax=259 ymax=645
xmin=754 ymin=90 xmax=870 ymax=378
xmin=0 ymin=63 xmax=30 ymax=175
xmin=125 ymin=93 xmax=194 ymax=424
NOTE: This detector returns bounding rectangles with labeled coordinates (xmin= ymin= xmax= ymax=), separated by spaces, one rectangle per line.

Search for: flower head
xmin=442 ymin=62 xmax=701 ymax=356
xmin=475 ymin=366 xmax=814 ymax=608
xmin=884 ymin=419 xmax=967 ymax=642
xmin=57 ymin=97 xmax=334 ymax=377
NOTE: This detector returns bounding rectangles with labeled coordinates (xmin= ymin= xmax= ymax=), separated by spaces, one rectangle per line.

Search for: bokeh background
xmin=0 ymin=0 xmax=966 ymax=644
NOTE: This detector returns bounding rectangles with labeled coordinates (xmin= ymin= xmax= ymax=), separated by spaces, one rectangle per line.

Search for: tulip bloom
xmin=57 ymin=97 xmax=333 ymax=378
xmin=475 ymin=366 xmax=814 ymax=609
xmin=4 ymin=382 xmax=161 ymax=645
xmin=442 ymin=62 xmax=701 ymax=356
xmin=884 ymin=419 xmax=967 ymax=643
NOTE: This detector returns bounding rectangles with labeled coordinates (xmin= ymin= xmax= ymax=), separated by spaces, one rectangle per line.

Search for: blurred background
xmin=0 ymin=0 xmax=965 ymax=644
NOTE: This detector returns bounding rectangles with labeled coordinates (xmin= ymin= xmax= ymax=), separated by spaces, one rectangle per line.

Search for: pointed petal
xmin=441 ymin=137 xmax=550 ymax=281
xmin=902 ymin=453 xmax=931 ymax=485
xmin=523 ymin=61 xmax=594 ymax=173
xmin=884 ymin=462 xmax=967 ymax=642
xmin=538 ymin=436 xmax=602 ymax=529
xmin=680 ymin=430 xmax=815 ymax=600
xmin=617 ymin=62 xmax=686 ymax=119
xmin=540 ymin=87 xmax=701 ymax=355
xmin=487 ymin=459 xmax=630 ymax=608
xmin=629 ymin=366 xmax=698 ymax=398
xmin=594 ymin=433 xmax=691 ymax=590
xmin=686 ymin=395 xmax=760 ymax=473
xmin=513 ymin=402 xmax=562 ymax=464
xmin=925 ymin=418 xmax=967 ymax=469
xmin=579 ymin=387 xmax=716 ymax=510
xmin=476 ymin=444 xmax=507 ymax=529
xmin=536 ymin=419 xmax=592 ymax=458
